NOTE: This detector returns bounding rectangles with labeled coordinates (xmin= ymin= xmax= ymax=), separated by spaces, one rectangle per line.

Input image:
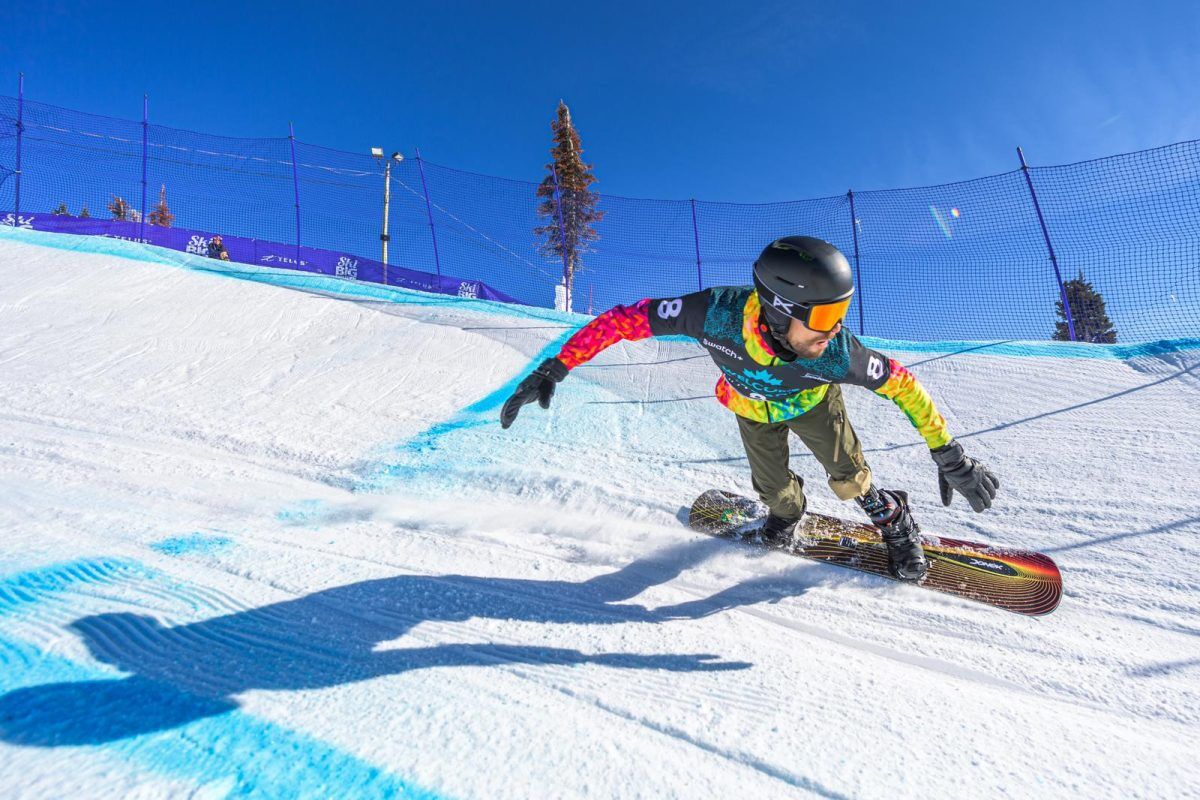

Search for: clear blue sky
xmin=2 ymin=0 xmax=1197 ymax=203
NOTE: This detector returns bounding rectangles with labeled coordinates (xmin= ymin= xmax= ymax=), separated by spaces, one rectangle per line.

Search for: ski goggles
xmin=801 ymin=297 xmax=853 ymax=332
xmin=761 ymin=291 xmax=853 ymax=333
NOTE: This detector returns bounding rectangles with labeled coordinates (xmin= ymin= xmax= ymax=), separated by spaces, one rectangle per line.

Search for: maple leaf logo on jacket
xmin=742 ymin=368 xmax=783 ymax=386
xmin=736 ymin=368 xmax=787 ymax=395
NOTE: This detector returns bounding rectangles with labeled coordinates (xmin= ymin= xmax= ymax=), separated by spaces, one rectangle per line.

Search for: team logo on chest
xmin=735 ymin=367 xmax=787 ymax=395
xmin=703 ymin=338 xmax=744 ymax=361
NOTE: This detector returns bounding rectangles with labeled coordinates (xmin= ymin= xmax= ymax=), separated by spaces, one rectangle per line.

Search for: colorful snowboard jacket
xmin=555 ymin=286 xmax=952 ymax=449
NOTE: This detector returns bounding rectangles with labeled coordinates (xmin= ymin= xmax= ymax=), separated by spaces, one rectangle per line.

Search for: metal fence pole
xmin=140 ymin=94 xmax=148 ymax=242
xmin=414 ymin=147 xmax=442 ymax=278
xmin=14 ymin=73 xmax=24 ymax=219
xmin=551 ymin=165 xmax=571 ymax=312
xmin=847 ymin=189 xmax=864 ymax=335
xmin=1017 ymin=146 xmax=1076 ymax=341
xmin=289 ymin=122 xmax=301 ymax=267
xmin=690 ymin=198 xmax=703 ymax=291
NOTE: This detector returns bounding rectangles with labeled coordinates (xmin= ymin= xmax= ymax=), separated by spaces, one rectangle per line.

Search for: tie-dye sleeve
xmin=872 ymin=359 xmax=953 ymax=449
xmin=556 ymin=299 xmax=655 ymax=369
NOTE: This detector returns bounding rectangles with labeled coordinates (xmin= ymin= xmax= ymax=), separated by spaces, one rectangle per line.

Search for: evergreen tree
xmin=534 ymin=101 xmax=604 ymax=311
xmin=147 ymin=184 xmax=174 ymax=227
xmin=108 ymin=195 xmax=131 ymax=221
xmin=1053 ymin=271 xmax=1117 ymax=343
xmin=52 ymin=202 xmax=71 ymax=216
xmin=79 ymin=206 xmax=91 ymax=219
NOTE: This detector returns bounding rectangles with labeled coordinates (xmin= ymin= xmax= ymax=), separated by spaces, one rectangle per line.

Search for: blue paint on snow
xmin=275 ymin=498 xmax=329 ymax=526
xmin=150 ymin=533 xmax=233 ymax=557
xmin=353 ymin=329 xmax=578 ymax=493
xmin=0 ymin=558 xmax=147 ymax=616
xmin=0 ymin=557 xmax=221 ymax=619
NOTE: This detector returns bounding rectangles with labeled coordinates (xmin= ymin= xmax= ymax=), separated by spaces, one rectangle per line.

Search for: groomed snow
xmin=1 ymin=228 xmax=1198 ymax=799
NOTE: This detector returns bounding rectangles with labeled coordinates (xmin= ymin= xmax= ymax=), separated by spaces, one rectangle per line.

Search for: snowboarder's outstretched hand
xmin=931 ymin=439 xmax=999 ymax=512
xmin=500 ymin=357 xmax=569 ymax=429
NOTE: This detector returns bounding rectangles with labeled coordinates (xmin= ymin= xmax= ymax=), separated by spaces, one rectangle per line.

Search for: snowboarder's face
xmin=785 ymin=317 xmax=841 ymax=358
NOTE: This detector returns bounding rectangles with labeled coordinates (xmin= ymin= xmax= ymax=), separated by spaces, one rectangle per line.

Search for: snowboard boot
xmin=758 ymin=473 xmax=805 ymax=547
xmin=759 ymin=512 xmax=801 ymax=547
xmin=856 ymin=487 xmax=929 ymax=581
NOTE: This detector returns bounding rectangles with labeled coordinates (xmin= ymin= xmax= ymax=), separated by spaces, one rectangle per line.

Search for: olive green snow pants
xmin=735 ymin=384 xmax=873 ymax=519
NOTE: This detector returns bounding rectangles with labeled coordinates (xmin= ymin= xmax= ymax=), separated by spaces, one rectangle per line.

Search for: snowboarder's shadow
xmin=0 ymin=537 xmax=811 ymax=747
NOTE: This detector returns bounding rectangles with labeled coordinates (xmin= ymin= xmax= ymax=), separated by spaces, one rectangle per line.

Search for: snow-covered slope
xmin=1 ymin=228 xmax=1198 ymax=799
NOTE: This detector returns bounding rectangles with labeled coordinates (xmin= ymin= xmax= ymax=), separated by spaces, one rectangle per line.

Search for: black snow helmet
xmin=752 ymin=236 xmax=855 ymax=340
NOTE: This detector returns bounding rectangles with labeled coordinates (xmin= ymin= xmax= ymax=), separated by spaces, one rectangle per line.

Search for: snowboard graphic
xmin=688 ymin=489 xmax=1062 ymax=616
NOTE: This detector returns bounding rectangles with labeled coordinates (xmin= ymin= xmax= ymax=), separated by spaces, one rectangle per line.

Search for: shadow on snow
xmin=0 ymin=538 xmax=811 ymax=747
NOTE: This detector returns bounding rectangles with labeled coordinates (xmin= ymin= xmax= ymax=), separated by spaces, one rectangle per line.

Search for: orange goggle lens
xmin=805 ymin=297 xmax=852 ymax=332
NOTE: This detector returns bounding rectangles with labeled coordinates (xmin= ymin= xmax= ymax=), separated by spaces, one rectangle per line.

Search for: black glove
xmin=931 ymin=440 xmax=999 ymax=512
xmin=500 ymin=357 xmax=570 ymax=429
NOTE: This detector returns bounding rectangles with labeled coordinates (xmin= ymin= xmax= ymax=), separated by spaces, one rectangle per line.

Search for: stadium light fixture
xmin=371 ymin=147 xmax=405 ymax=272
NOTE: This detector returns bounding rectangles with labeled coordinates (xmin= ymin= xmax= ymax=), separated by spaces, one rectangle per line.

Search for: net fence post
xmin=289 ymin=122 xmax=301 ymax=267
xmin=414 ymin=147 xmax=442 ymax=278
xmin=1017 ymin=146 xmax=1076 ymax=341
xmin=847 ymin=189 xmax=864 ymax=335
xmin=14 ymin=73 xmax=23 ymax=219
xmin=551 ymin=165 xmax=570 ymax=311
xmin=691 ymin=198 xmax=703 ymax=291
xmin=140 ymin=94 xmax=148 ymax=242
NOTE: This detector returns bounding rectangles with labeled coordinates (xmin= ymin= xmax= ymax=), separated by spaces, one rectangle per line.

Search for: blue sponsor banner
xmin=8 ymin=213 xmax=522 ymax=305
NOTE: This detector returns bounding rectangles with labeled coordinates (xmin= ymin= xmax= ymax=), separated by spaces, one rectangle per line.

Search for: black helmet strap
xmin=757 ymin=305 xmax=799 ymax=359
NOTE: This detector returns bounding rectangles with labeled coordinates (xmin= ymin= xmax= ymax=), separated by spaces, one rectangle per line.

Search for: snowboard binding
xmin=856 ymin=488 xmax=929 ymax=581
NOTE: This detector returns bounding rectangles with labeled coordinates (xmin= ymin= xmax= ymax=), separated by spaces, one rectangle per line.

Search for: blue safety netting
xmin=2 ymin=93 xmax=1198 ymax=342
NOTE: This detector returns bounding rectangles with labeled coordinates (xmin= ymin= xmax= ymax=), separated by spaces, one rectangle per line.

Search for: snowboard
xmin=688 ymin=489 xmax=1062 ymax=616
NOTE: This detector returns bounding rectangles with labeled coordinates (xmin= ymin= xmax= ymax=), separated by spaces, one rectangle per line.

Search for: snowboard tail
xmin=688 ymin=489 xmax=1061 ymax=616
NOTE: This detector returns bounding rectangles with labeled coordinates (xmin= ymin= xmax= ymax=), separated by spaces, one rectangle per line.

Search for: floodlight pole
xmin=373 ymin=149 xmax=401 ymax=280
xmin=381 ymin=158 xmax=392 ymax=270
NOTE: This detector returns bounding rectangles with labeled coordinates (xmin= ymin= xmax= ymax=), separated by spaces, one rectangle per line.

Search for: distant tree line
xmin=51 ymin=185 xmax=174 ymax=228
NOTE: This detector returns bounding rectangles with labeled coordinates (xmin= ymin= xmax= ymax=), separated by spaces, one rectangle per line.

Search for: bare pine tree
xmin=108 ymin=195 xmax=131 ymax=221
xmin=148 ymin=184 xmax=174 ymax=228
xmin=534 ymin=101 xmax=604 ymax=311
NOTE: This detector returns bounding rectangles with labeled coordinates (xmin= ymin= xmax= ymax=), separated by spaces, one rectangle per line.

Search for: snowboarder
xmin=500 ymin=236 xmax=998 ymax=581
